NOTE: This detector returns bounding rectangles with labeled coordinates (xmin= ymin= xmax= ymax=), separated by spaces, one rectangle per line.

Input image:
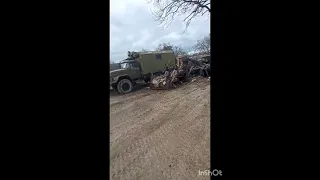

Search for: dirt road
xmin=110 ymin=78 xmax=210 ymax=180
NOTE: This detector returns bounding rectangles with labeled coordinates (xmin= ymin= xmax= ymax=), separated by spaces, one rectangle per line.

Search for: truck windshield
xmin=120 ymin=63 xmax=130 ymax=69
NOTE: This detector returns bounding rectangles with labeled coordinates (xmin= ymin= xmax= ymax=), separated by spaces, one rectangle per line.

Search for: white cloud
xmin=132 ymin=29 xmax=153 ymax=48
xmin=110 ymin=0 xmax=210 ymax=62
xmin=126 ymin=35 xmax=134 ymax=41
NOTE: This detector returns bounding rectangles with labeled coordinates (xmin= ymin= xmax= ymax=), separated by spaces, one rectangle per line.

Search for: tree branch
xmin=149 ymin=0 xmax=210 ymax=31
xmin=183 ymin=0 xmax=210 ymax=12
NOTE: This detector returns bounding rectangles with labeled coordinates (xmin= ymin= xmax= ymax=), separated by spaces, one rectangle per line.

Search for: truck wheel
xmin=117 ymin=79 xmax=133 ymax=94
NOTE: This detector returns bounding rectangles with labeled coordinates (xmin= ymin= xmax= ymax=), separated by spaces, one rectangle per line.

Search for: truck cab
xmin=110 ymin=60 xmax=140 ymax=93
xmin=119 ymin=60 xmax=142 ymax=80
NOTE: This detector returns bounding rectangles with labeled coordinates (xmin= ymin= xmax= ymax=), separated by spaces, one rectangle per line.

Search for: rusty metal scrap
xmin=150 ymin=69 xmax=178 ymax=89
xmin=150 ymin=56 xmax=210 ymax=90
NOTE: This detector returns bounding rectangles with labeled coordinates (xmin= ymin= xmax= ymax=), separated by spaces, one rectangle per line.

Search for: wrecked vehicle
xmin=110 ymin=50 xmax=176 ymax=94
xmin=150 ymin=55 xmax=210 ymax=89
xmin=150 ymin=56 xmax=190 ymax=89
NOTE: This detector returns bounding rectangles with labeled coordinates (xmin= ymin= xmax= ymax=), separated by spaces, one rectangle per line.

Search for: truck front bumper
xmin=110 ymin=78 xmax=116 ymax=90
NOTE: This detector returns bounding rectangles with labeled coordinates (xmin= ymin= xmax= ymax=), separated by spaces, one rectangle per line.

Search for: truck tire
xmin=143 ymin=74 xmax=152 ymax=84
xmin=117 ymin=79 xmax=133 ymax=94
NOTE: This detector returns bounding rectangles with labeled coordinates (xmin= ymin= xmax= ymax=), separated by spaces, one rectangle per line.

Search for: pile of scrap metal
xmin=188 ymin=57 xmax=211 ymax=77
xmin=150 ymin=68 xmax=178 ymax=89
xmin=150 ymin=55 xmax=210 ymax=90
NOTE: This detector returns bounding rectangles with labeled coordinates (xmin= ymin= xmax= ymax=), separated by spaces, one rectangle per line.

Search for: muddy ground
xmin=110 ymin=77 xmax=211 ymax=180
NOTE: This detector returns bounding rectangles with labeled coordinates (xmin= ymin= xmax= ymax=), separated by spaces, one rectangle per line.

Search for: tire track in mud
xmin=110 ymin=81 xmax=210 ymax=180
xmin=110 ymin=92 xmax=190 ymax=165
xmin=110 ymin=85 xmax=201 ymax=148
xmin=111 ymin=89 xmax=209 ymax=179
xmin=155 ymin=92 xmax=210 ymax=180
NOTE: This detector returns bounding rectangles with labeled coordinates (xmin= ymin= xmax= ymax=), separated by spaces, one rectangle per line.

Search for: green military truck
xmin=110 ymin=50 xmax=176 ymax=94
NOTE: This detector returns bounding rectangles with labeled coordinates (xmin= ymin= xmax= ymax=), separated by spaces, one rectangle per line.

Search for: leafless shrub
xmin=193 ymin=33 xmax=210 ymax=54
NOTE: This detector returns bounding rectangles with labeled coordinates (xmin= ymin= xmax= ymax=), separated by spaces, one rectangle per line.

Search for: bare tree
xmin=156 ymin=42 xmax=188 ymax=55
xmin=141 ymin=48 xmax=149 ymax=52
xmin=172 ymin=46 xmax=188 ymax=56
xmin=149 ymin=0 xmax=210 ymax=31
xmin=156 ymin=42 xmax=173 ymax=51
xmin=194 ymin=34 xmax=210 ymax=54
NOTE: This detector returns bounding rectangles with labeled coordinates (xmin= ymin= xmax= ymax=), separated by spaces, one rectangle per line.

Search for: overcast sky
xmin=110 ymin=0 xmax=210 ymax=63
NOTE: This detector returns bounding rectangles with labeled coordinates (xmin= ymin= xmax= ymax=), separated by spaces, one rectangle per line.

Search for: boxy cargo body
xmin=138 ymin=51 xmax=176 ymax=75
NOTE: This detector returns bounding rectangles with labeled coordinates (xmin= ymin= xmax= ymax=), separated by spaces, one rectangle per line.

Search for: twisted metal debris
xmin=150 ymin=56 xmax=210 ymax=90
